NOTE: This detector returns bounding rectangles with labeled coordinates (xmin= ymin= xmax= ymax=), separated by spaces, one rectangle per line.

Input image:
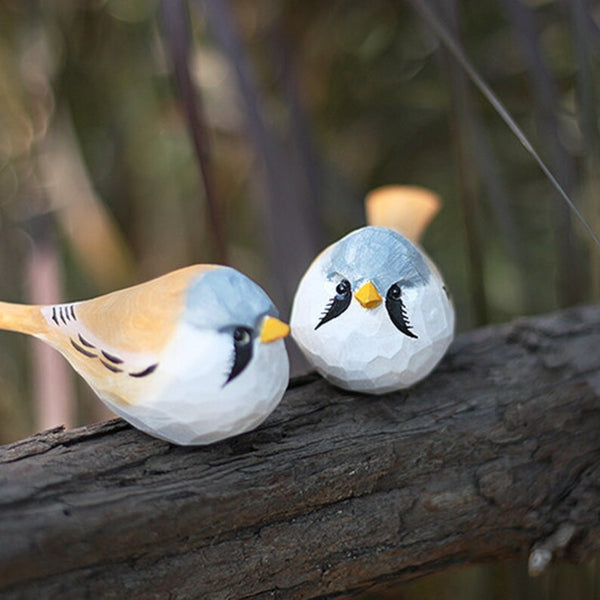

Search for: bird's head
xmin=184 ymin=267 xmax=290 ymax=385
xmin=313 ymin=226 xmax=431 ymax=335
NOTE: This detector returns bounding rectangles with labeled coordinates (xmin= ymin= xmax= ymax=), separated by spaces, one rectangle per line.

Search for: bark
xmin=0 ymin=305 xmax=599 ymax=599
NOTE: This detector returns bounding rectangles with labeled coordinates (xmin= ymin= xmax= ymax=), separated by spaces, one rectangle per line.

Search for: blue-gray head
xmin=308 ymin=226 xmax=433 ymax=334
xmin=325 ymin=226 xmax=430 ymax=291
xmin=184 ymin=267 xmax=278 ymax=331
xmin=183 ymin=266 xmax=287 ymax=384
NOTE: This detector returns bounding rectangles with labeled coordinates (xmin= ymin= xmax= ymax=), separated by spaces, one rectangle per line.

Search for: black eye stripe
xmin=225 ymin=326 xmax=254 ymax=384
xmin=315 ymin=278 xmax=352 ymax=330
xmin=385 ymin=283 xmax=418 ymax=339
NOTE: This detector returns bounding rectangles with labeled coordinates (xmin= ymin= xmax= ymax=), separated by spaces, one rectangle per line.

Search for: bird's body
xmin=0 ymin=265 xmax=290 ymax=445
xmin=290 ymin=226 xmax=454 ymax=394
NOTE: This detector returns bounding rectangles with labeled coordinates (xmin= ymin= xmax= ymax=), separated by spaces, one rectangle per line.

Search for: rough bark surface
xmin=0 ymin=306 xmax=599 ymax=599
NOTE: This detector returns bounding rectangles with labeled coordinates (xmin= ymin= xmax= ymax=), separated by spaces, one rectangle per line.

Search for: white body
xmin=107 ymin=326 xmax=289 ymax=445
xmin=291 ymin=227 xmax=454 ymax=394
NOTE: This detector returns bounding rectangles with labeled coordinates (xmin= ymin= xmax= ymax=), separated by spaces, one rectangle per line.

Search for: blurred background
xmin=0 ymin=0 xmax=598 ymax=597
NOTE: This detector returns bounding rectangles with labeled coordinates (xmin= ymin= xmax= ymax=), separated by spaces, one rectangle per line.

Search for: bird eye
xmin=315 ymin=278 xmax=352 ymax=330
xmin=336 ymin=280 xmax=350 ymax=295
xmin=389 ymin=284 xmax=401 ymax=300
xmin=233 ymin=327 xmax=251 ymax=345
xmin=225 ymin=326 xmax=254 ymax=384
xmin=385 ymin=283 xmax=418 ymax=339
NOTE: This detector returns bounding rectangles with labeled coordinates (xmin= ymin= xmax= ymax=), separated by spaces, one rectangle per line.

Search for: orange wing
xmin=72 ymin=264 xmax=215 ymax=354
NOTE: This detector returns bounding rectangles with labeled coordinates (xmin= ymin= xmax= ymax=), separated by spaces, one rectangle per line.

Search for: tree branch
xmin=1 ymin=305 xmax=599 ymax=598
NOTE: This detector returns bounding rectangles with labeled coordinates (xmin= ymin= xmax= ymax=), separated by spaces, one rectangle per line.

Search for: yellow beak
xmin=354 ymin=281 xmax=383 ymax=309
xmin=259 ymin=316 xmax=290 ymax=343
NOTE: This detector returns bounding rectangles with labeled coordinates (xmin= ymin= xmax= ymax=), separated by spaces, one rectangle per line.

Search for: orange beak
xmin=354 ymin=281 xmax=383 ymax=309
xmin=259 ymin=316 xmax=290 ymax=343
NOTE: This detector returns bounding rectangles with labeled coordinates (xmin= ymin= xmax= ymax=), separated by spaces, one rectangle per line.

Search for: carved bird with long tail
xmin=0 ymin=265 xmax=290 ymax=445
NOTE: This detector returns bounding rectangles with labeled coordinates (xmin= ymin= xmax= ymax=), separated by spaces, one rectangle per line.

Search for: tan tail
xmin=0 ymin=301 xmax=48 ymax=337
xmin=365 ymin=185 xmax=441 ymax=243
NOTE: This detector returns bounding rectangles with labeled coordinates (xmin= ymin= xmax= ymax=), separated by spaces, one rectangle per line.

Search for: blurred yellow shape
xmin=365 ymin=184 xmax=441 ymax=244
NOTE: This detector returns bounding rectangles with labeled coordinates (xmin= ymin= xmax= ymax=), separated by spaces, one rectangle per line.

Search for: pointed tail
xmin=365 ymin=185 xmax=441 ymax=244
xmin=0 ymin=301 xmax=48 ymax=337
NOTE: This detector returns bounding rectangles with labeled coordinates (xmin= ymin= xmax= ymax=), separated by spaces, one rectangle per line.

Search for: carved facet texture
xmin=107 ymin=334 xmax=289 ymax=445
xmin=41 ymin=266 xmax=291 ymax=446
xmin=291 ymin=227 xmax=454 ymax=393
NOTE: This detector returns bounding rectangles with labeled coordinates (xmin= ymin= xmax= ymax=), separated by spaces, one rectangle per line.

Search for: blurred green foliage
xmin=0 ymin=0 xmax=598 ymax=596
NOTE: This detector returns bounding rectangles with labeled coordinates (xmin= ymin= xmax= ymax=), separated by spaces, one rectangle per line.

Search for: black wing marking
xmin=70 ymin=338 xmax=97 ymax=358
xmin=101 ymin=350 xmax=124 ymax=364
xmin=129 ymin=364 xmax=158 ymax=378
xmin=100 ymin=359 xmax=123 ymax=373
xmin=78 ymin=334 xmax=96 ymax=348
xmin=55 ymin=303 xmax=158 ymax=376
xmin=69 ymin=334 xmax=157 ymax=376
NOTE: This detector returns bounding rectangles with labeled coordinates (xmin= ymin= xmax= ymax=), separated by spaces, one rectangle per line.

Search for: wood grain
xmin=0 ymin=305 xmax=599 ymax=599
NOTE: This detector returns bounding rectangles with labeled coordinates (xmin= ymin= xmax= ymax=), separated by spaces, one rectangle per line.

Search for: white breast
xmin=109 ymin=323 xmax=289 ymax=445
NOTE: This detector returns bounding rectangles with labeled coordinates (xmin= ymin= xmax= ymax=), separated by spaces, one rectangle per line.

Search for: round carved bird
xmin=290 ymin=186 xmax=454 ymax=394
xmin=0 ymin=265 xmax=290 ymax=445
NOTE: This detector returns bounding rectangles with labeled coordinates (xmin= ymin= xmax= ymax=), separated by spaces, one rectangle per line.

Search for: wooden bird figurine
xmin=0 ymin=265 xmax=290 ymax=445
xmin=290 ymin=185 xmax=454 ymax=394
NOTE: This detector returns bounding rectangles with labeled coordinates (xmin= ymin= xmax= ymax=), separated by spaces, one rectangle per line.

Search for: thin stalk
xmin=409 ymin=0 xmax=600 ymax=251
xmin=469 ymin=113 xmax=533 ymax=313
xmin=200 ymin=0 xmax=319 ymax=311
xmin=435 ymin=0 xmax=488 ymax=326
xmin=160 ymin=0 xmax=228 ymax=264
xmin=566 ymin=0 xmax=600 ymax=299
xmin=500 ymin=0 xmax=582 ymax=306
